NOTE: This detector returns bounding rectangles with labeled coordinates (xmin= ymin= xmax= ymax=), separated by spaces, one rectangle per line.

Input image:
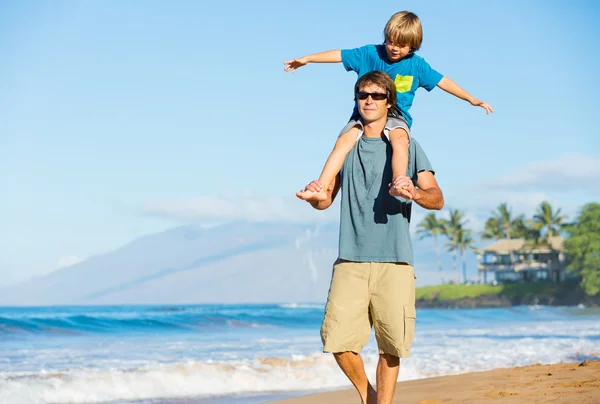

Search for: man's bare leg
xmin=376 ymin=353 xmax=400 ymax=404
xmin=333 ymin=352 xmax=377 ymax=404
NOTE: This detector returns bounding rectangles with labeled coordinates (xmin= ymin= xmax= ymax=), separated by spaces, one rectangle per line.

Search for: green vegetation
xmin=482 ymin=203 xmax=517 ymax=263
xmin=564 ymin=203 xmax=600 ymax=296
xmin=415 ymin=280 xmax=579 ymax=302
xmin=416 ymin=284 xmax=499 ymax=301
xmin=534 ymin=201 xmax=568 ymax=240
xmin=417 ymin=200 xmax=599 ymax=297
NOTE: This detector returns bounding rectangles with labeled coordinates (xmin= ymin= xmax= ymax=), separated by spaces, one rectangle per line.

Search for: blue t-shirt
xmin=338 ymin=137 xmax=434 ymax=265
xmin=341 ymin=44 xmax=443 ymax=127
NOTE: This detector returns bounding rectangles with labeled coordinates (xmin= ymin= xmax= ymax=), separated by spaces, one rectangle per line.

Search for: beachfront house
xmin=476 ymin=236 xmax=567 ymax=283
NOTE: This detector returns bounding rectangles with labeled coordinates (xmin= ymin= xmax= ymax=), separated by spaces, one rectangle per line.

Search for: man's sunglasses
xmin=355 ymin=91 xmax=388 ymax=101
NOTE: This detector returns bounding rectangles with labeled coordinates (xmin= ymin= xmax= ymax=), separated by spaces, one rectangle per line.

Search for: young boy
xmin=285 ymin=11 xmax=493 ymax=200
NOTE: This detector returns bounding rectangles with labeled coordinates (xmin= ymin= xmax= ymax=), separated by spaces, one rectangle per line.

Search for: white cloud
xmin=409 ymin=188 xmax=553 ymax=237
xmin=429 ymin=153 xmax=600 ymax=232
xmin=484 ymin=153 xmax=600 ymax=193
xmin=142 ymin=153 xmax=599 ymax=231
xmin=451 ymin=189 xmax=550 ymax=219
xmin=141 ymin=194 xmax=340 ymax=224
xmin=56 ymin=255 xmax=83 ymax=269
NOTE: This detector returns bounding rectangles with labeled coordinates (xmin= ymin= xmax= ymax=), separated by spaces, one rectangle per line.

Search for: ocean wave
xmin=2 ymin=306 xmax=600 ymax=403
xmin=0 ymin=305 xmax=324 ymax=336
xmin=4 ymin=329 xmax=599 ymax=404
xmin=0 ymin=355 xmax=398 ymax=404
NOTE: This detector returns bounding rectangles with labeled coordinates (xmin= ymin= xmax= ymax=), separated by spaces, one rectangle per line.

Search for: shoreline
xmin=416 ymin=295 xmax=600 ymax=309
xmin=414 ymin=280 xmax=600 ymax=309
xmin=416 ymin=299 xmax=600 ymax=309
xmin=266 ymin=360 xmax=600 ymax=404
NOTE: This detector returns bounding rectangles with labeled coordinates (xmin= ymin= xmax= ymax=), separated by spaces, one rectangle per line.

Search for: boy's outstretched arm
xmin=284 ymin=50 xmax=342 ymax=73
xmin=437 ymin=77 xmax=494 ymax=114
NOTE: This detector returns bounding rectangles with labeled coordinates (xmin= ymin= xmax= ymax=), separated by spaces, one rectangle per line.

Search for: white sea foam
xmin=2 ymin=308 xmax=599 ymax=403
xmin=0 ymin=355 xmax=418 ymax=404
xmin=278 ymin=303 xmax=323 ymax=309
xmin=2 ymin=319 xmax=599 ymax=404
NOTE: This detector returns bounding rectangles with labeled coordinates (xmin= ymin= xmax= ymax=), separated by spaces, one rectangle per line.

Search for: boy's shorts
xmin=340 ymin=108 xmax=410 ymax=141
xmin=320 ymin=259 xmax=417 ymax=358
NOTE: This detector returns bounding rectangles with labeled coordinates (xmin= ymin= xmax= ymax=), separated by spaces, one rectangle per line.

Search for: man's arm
xmin=437 ymin=77 xmax=494 ymax=114
xmin=391 ymin=172 xmax=444 ymax=210
xmin=303 ymin=175 xmax=341 ymax=210
xmin=413 ymin=171 xmax=444 ymax=210
xmin=284 ymin=50 xmax=342 ymax=73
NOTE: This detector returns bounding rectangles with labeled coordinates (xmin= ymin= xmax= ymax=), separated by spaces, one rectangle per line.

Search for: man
xmin=299 ymin=71 xmax=444 ymax=404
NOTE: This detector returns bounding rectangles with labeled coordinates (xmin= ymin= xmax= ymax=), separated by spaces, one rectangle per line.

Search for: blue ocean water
xmin=1 ymin=304 xmax=599 ymax=403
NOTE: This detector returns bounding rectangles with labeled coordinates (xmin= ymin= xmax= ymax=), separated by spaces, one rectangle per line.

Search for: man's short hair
xmin=354 ymin=71 xmax=397 ymax=108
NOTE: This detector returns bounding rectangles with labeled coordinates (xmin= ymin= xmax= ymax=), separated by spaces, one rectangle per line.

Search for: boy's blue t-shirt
xmin=341 ymin=44 xmax=443 ymax=127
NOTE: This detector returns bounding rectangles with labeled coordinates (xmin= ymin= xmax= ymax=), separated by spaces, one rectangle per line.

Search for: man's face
xmin=357 ymin=83 xmax=391 ymax=124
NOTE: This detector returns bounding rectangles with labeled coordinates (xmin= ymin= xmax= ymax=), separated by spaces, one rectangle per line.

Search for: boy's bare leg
xmin=296 ymin=126 xmax=360 ymax=201
xmin=376 ymin=354 xmax=400 ymax=404
xmin=387 ymin=128 xmax=410 ymax=196
xmin=333 ymin=352 xmax=377 ymax=404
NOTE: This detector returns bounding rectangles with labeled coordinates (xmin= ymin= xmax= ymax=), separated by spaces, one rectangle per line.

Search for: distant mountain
xmin=0 ymin=222 xmax=341 ymax=306
xmin=0 ymin=221 xmax=468 ymax=306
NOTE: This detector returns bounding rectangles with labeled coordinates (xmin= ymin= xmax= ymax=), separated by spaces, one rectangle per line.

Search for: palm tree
xmin=510 ymin=215 xmax=528 ymax=239
xmin=458 ymin=229 xmax=476 ymax=284
xmin=441 ymin=209 xmax=467 ymax=284
xmin=513 ymin=216 xmax=543 ymax=250
xmin=494 ymin=203 xmax=515 ymax=239
xmin=533 ymin=201 xmax=567 ymax=240
xmin=491 ymin=203 xmax=518 ymax=265
xmin=533 ymin=201 xmax=568 ymax=282
xmin=481 ymin=217 xmax=503 ymax=241
xmin=417 ymin=213 xmax=445 ymax=283
xmin=443 ymin=236 xmax=459 ymax=284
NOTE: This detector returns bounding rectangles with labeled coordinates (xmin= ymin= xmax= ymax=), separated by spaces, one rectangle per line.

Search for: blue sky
xmin=1 ymin=0 xmax=599 ymax=287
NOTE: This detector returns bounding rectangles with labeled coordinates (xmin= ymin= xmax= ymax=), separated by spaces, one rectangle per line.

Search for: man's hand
xmin=297 ymin=179 xmax=328 ymax=206
xmin=297 ymin=176 xmax=340 ymax=210
xmin=296 ymin=180 xmax=324 ymax=195
xmin=471 ymin=99 xmax=494 ymax=114
xmin=284 ymin=57 xmax=308 ymax=73
xmin=389 ymin=175 xmax=415 ymax=200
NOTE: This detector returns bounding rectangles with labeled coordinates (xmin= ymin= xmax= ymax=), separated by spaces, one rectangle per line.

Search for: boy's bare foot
xmin=296 ymin=188 xmax=328 ymax=201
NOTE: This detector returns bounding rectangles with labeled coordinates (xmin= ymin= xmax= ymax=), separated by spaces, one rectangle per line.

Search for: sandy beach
xmin=267 ymin=360 xmax=600 ymax=404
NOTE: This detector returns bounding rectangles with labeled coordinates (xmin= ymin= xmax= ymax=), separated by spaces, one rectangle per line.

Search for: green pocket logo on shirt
xmin=394 ymin=74 xmax=414 ymax=93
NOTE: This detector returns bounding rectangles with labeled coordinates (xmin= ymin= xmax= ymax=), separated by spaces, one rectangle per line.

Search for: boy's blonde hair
xmin=384 ymin=11 xmax=422 ymax=52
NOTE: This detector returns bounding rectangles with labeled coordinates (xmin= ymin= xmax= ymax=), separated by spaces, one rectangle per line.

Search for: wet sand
xmin=266 ymin=360 xmax=600 ymax=404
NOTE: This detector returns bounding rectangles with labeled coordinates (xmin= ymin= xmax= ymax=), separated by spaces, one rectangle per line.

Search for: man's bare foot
xmin=296 ymin=188 xmax=328 ymax=201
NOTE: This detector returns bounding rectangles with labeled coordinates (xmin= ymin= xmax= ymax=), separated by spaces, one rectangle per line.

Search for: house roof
xmin=478 ymin=236 xmax=564 ymax=254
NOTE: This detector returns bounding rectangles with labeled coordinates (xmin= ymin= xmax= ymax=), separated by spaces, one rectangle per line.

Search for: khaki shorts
xmin=320 ymin=260 xmax=416 ymax=358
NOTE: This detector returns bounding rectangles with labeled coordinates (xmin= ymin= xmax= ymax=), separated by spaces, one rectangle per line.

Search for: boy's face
xmin=385 ymin=40 xmax=411 ymax=62
xmin=357 ymin=83 xmax=391 ymax=124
